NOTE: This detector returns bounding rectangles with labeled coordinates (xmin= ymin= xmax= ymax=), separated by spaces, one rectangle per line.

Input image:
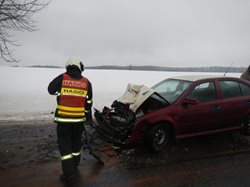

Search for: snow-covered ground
xmin=0 ymin=66 xmax=241 ymax=121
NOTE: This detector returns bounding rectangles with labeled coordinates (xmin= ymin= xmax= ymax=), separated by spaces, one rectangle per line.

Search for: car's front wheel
xmin=241 ymin=115 xmax=250 ymax=135
xmin=145 ymin=123 xmax=169 ymax=152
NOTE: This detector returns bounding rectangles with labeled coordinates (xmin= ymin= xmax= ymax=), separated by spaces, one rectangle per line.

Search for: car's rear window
xmin=219 ymin=80 xmax=242 ymax=98
xmin=239 ymin=83 xmax=250 ymax=96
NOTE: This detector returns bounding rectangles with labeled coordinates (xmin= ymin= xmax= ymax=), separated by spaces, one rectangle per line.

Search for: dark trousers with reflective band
xmin=57 ymin=122 xmax=84 ymax=176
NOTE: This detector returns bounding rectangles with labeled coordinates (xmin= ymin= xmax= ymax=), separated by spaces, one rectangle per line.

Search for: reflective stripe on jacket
xmin=54 ymin=73 xmax=88 ymax=123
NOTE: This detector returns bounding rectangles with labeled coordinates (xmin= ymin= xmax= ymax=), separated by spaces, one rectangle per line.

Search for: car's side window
xmin=239 ymin=83 xmax=250 ymax=96
xmin=219 ymin=81 xmax=241 ymax=98
xmin=187 ymin=82 xmax=216 ymax=102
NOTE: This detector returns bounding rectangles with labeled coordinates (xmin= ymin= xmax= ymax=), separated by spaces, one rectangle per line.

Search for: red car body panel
xmin=126 ymin=77 xmax=250 ymax=145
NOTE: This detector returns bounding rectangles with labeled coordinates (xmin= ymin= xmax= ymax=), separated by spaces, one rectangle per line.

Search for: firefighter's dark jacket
xmin=48 ymin=68 xmax=93 ymax=120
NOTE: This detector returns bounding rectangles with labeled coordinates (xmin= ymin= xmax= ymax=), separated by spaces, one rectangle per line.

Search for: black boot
xmin=59 ymin=174 xmax=77 ymax=186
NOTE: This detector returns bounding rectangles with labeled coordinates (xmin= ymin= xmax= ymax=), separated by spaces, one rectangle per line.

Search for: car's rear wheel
xmin=145 ymin=123 xmax=169 ymax=152
xmin=241 ymin=115 xmax=250 ymax=135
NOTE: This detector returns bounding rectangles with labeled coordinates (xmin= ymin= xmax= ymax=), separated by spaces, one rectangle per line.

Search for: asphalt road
xmin=113 ymin=151 xmax=250 ymax=187
xmin=0 ymin=121 xmax=250 ymax=187
xmin=1 ymin=148 xmax=250 ymax=187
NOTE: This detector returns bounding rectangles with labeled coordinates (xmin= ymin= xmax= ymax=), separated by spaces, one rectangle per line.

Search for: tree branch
xmin=0 ymin=0 xmax=49 ymax=62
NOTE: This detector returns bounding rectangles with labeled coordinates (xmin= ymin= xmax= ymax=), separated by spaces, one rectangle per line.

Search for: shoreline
xmin=0 ymin=113 xmax=54 ymax=123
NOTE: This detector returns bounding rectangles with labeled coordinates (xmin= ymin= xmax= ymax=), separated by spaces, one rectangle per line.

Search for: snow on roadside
xmin=0 ymin=66 xmax=240 ymax=121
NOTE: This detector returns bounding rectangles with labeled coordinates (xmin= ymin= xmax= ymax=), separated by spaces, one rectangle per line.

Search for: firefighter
xmin=48 ymin=58 xmax=93 ymax=185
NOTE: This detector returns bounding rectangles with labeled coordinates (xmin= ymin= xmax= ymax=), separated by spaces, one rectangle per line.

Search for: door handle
xmin=213 ymin=106 xmax=222 ymax=111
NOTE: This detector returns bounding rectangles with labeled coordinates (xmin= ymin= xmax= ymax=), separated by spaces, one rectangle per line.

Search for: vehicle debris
xmin=93 ymin=83 xmax=169 ymax=147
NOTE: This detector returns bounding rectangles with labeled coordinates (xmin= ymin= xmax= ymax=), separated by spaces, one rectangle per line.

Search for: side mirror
xmin=183 ymin=98 xmax=199 ymax=105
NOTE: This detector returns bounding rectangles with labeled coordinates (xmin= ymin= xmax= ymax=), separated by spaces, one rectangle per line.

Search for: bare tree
xmin=0 ymin=0 xmax=49 ymax=62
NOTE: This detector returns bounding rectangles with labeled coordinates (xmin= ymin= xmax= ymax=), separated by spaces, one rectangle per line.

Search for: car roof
xmin=171 ymin=75 xmax=224 ymax=82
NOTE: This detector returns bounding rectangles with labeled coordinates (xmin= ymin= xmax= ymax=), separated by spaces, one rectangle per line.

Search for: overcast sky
xmin=4 ymin=0 xmax=250 ymax=67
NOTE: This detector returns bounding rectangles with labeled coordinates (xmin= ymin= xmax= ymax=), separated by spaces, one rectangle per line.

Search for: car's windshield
xmin=152 ymin=79 xmax=192 ymax=103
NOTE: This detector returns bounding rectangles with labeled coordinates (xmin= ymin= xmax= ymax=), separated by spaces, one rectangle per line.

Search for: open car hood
xmin=93 ymin=83 xmax=169 ymax=145
xmin=117 ymin=83 xmax=155 ymax=112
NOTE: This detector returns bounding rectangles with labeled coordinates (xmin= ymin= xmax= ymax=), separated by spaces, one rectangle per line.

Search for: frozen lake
xmin=0 ymin=66 xmax=241 ymax=121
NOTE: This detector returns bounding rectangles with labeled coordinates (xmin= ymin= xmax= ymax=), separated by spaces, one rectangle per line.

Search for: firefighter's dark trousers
xmin=57 ymin=122 xmax=84 ymax=176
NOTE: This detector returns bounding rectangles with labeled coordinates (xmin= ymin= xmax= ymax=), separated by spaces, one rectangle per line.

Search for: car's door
xmin=216 ymin=80 xmax=250 ymax=128
xmin=179 ymin=81 xmax=222 ymax=136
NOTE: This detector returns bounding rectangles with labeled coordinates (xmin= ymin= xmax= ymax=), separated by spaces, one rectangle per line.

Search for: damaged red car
xmin=93 ymin=75 xmax=250 ymax=152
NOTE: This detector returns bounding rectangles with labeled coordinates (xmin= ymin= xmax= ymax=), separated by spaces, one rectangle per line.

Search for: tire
xmin=241 ymin=115 xmax=250 ymax=136
xmin=145 ymin=123 xmax=169 ymax=152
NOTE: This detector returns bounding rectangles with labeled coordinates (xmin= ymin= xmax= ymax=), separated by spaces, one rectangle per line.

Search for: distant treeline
xmin=25 ymin=65 xmax=63 ymax=68
xmin=86 ymin=65 xmax=246 ymax=73
xmin=23 ymin=65 xmax=246 ymax=73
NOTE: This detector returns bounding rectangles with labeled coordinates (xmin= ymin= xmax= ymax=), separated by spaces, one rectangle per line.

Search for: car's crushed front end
xmin=92 ymin=83 xmax=169 ymax=147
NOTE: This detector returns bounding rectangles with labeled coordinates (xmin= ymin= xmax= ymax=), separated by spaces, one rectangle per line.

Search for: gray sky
xmin=5 ymin=0 xmax=250 ymax=67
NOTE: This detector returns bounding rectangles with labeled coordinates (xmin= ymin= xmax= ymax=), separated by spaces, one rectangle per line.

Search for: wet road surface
xmin=0 ymin=121 xmax=250 ymax=186
xmin=1 ymin=148 xmax=250 ymax=186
